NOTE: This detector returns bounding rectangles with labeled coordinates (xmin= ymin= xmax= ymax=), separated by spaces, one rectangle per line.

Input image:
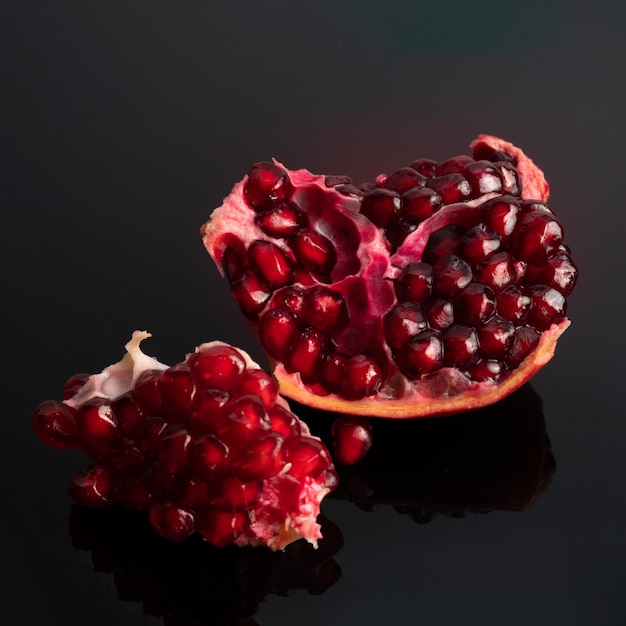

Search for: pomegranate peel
xmin=202 ymin=135 xmax=576 ymax=418
xmin=32 ymin=332 xmax=337 ymax=550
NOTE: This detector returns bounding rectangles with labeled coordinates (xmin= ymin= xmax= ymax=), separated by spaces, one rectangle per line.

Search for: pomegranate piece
xmin=202 ymin=135 xmax=576 ymax=418
xmin=32 ymin=331 xmax=336 ymax=550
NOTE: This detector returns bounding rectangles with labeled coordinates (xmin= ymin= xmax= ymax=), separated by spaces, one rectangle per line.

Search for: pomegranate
xmin=202 ymin=135 xmax=577 ymax=417
xmin=32 ymin=331 xmax=337 ymax=550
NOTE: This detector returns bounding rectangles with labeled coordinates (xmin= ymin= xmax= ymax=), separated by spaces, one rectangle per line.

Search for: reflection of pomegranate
xmin=202 ymin=135 xmax=577 ymax=418
xmin=32 ymin=332 xmax=337 ymax=550
xmin=297 ymin=384 xmax=554 ymax=520
xmin=68 ymin=505 xmax=342 ymax=626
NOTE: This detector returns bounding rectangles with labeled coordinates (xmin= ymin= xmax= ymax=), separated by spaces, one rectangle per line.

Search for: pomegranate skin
xmin=32 ymin=332 xmax=337 ymax=550
xmin=202 ymin=135 xmax=576 ymax=418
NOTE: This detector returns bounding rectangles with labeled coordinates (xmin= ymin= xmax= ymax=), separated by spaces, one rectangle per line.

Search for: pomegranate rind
xmin=271 ymin=319 xmax=569 ymax=418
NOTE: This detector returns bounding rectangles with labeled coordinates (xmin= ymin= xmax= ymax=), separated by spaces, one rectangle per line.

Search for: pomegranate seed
xmin=302 ymin=286 xmax=349 ymax=336
xmin=110 ymin=440 xmax=144 ymax=473
xmin=384 ymin=303 xmax=427 ymax=350
xmin=481 ymin=196 xmax=520 ymax=240
xmin=268 ymin=405 xmax=302 ymax=440
xmin=237 ymin=370 xmax=278 ymax=407
xmin=235 ymin=432 xmax=285 ymax=481
xmin=385 ymin=220 xmax=418 ymax=250
xmin=524 ymin=250 xmax=578 ymax=296
xmin=177 ymin=477 xmax=212 ymax=509
xmin=410 ymin=157 xmax=437 ymax=177
xmin=507 ymin=326 xmax=540 ymax=367
xmin=320 ymin=352 xmax=350 ymax=393
xmin=341 ymin=355 xmax=384 ymax=399
xmin=270 ymin=285 xmax=306 ymax=315
xmin=192 ymin=434 xmax=230 ymax=481
xmin=158 ymin=425 xmax=192 ymax=473
xmin=255 ymin=202 xmax=307 ymax=238
xmin=396 ymin=329 xmax=444 ymax=378
xmin=459 ymin=224 xmax=501 ymax=264
xmin=229 ymin=267 xmax=272 ymax=317
xmin=467 ymin=360 xmax=504 ymax=382
xmin=32 ymin=400 xmax=79 ymax=449
xmin=423 ymin=297 xmax=454 ymax=330
xmin=527 ymin=285 xmax=567 ymax=331
xmin=360 ymin=188 xmax=402 ymax=227
xmin=76 ymin=399 xmax=119 ymax=448
xmin=69 ymin=464 xmax=115 ymax=508
xmin=331 ymin=416 xmax=373 ymax=465
xmin=498 ymin=162 xmax=521 ymax=195
xmin=384 ymin=167 xmax=427 ymax=193
xmin=148 ymin=503 xmax=195 ymax=541
xmin=248 ymin=240 xmax=294 ymax=288
xmin=140 ymin=416 xmax=168 ymax=454
xmin=144 ymin=463 xmax=177 ymax=497
xmin=158 ymin=363 xmax=196 ymax=422
xmin=422 ymin=225 xmax=463 ymax=264
xmin=111 ymin=392 xmax=144 ymax=436
xmin=395 ymin=262 xmax=434 ymax=303
xmin=62 ymin=373 xmax=90 ymax=400
xmin=213 ymin=476 xmax=261 ymax=512
xmin=284 ymin=437 xmax=332 ymax=479
xmin=218 ymin=395 xmax=271 ymax=442
xmin=244 ymin=162 xmax=291 ymax=210
xmin=134 ymin=370 xmax=163 ymax=415
xmin=402 ymin=187 xmax=442 ymax=223
xmin=435 ymin=155 xmax=473 ymax=176
xmin=196 ymin=508 xmax=245 ymax=547
xmin=188 ymin=388 xmax=230 ymax=434
xmin=497 ymin=285 xmax=531 ymax=323
xmin=258 ymin=309 xmax=299 ymax=360
xmin=427 ymin=174 xmax=471 ymax=204
xmin=434 ymin=255 xmax=473 ymax=297
xmin=286 ymin=329 xmax=331 ymax=382
xmin=443 ymin=325 xmax=480 ymax=368
xmin=463 ymin=160 xmax=503 ymax=195
xmin=116 ymin=477 xmax=153 ymax=511
xmin=221 ymin=245 xmax=247 ymax=282
xmin=474 ymin=251 xmax=517 ymax=290
xmin=325 ymin=174 xmax=352 ymax=187
xmin=291 ymin=228 xmax=337 ymax=275
xmin=511 ymin=209 xmax=563 ymax=262
xmin=477 ymin=316 xmax=515 ymax=359
xmin=189 ymin=345 xmax=246 ymax=390
xmin=454 ymin=283 xmax=496 ymax=325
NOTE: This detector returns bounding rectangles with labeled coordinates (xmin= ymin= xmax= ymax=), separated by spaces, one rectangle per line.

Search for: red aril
xmin=202 ymin=135 xmax=576 ymax=417
xmin=32 ymin=332 xmax=336 ymax=550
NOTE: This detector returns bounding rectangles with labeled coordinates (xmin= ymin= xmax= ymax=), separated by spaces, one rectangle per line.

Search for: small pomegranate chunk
xmin=32 ymin=332 xmax=336 ymax=550
xmin=203 ymin=135 xmax=577 ymax=418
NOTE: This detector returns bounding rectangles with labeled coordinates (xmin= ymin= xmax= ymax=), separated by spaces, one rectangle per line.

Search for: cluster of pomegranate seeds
xmin=203 ymin=136 xmax=577 ymax=416
xmin=32 ymin=333 xmax=337 ymax=550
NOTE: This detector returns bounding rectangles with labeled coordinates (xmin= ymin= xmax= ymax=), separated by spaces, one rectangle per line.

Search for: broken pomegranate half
xmin=32 ymin=331 xmax=337 ymax=550
xmin=202 ymin=135 xmax=577 ymax=417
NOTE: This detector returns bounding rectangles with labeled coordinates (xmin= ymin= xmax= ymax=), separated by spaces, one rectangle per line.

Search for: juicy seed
xmin=192 ymin=434 xmax=230 ymax=481
xmin=331 ymin=416 xmax=373 ymax=465
xmin=287 ymin=329 xmax=331 ymax=382
xmin=255 ymin=202 xmax=308 ymax=238
xmin=427 ymin=173 xmax=471 ymax=204
xmin=62 ymin=373 xmax=90 ymax=400
xmin=524 ymin=250 xmax=578 ymax=296
xmin=507 ymin=326 xmax=540 ymax=366
xmin=221 ymin=245 xmax=247 ymax=282
xmin=341 ymin=355 xmax=384 ymax=399
xmin=385 ymin=220 xmax=418 ymax=251
xmin=235 ymin=432 xmax=285 ymax=481
xmin=270 ymin=285 xmax=306 ymax=314
xmin=434 ymin=255 xmax=473 ymax=297
xmin=258 ymin=309 xmax=299 ymax=360
xmin=410 ymin=157 xmax=437 ymax=177
xmin=291 ymin=228 xmax=337 ymax=275
xmin=384 ymin=303 xmax=428 ymax=349
xmin=237 ymin=370 xmax=278 ymax=408
xmin=481 ymin=196 xmax=520 ymax=240
xmin=459 ymin=224 xmax=501 ymax=264
xmin=218 ymin=395 xmax=271 ymax=443
xmin=189 ymin=389 xmax=230 ymax=435
xmin=360 ymin=188 xmax=402 ymax=227
xmin=435 ymin=155 xmax=474 ymax=176
xmin=268 ymin=405 xmax=302 ymax=440
xmin=229 ymin=267 xmax=272 ymax=317
xmin=511 ymin=210 xmax=564 ymax=263
xmin=244 ymin=162 xmax=291 ymax=210
xmin=248 ymin=240 xmax=294 ymax=288
xmin=443 ymin=325 xmax=480 ymax=368
xmin=474 ymin=252 xmax=517 ymax=290
xmin=32 ymin=400 xmax=79 ymax=449
xmin=148 ymin=503 xmax=196 ymax=542
xmin=423 ymin=297 xmax=454 ymax=330
xmin=422 ymin=225 xmax=463 ymax=264
xmin=396 ymin=329 xmax=444 ymax=378
xmin=527 ymin=285 xmax=567 ymax=331
xmin=195 ymin=508 xmax=245 ymax=547
xmin=68 ymin=464 xmax=116 ymax=508
xmin=76 ymin=399 xmax=119 ymax=448
xmin=320 ymin=352 xmax=350 ymax=393
xmin=112 ymin=393 xmax=144 ymax=436
xmin=158 ymin=364 xmax=196 ymax=422
xmin=477 ymin=316 xmax=516 ymax=359
xmin=302 ymin=286 xmax=349 ymax=336
xmin=158 ymin=425 xmax=192 ymax=473
xmin=383 ymin=167 xmax=427 ymax=193
xmin=395 ymin=262 xmax=434 ymax=303
xmin=284 ymin=437 xmax=332 ymax=479
xmin=134 ymin=370 xmax=164 ymax=415
xmin=463 ymin=160 xmax=504 ymax=195
xmin=467 ymin=360 xmax=505 ymax=382
xmin=497 ymin=285 xmax=531 ymax=324
xmin=402 ymin=187 xmax=442 ymax=223
xmin=454 ymin=283 xmax=497 ymax=325
xmin=189 ymin=345 xmax=246 ymax=391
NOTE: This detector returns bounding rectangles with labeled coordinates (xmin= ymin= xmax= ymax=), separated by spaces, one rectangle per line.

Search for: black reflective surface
xmin=3 ymin=2 xmax=625 ymax=624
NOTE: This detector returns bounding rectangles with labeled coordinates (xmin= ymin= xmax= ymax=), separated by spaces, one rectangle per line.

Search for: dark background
xmin=2 ymin=1 xmax=624 ymax=624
